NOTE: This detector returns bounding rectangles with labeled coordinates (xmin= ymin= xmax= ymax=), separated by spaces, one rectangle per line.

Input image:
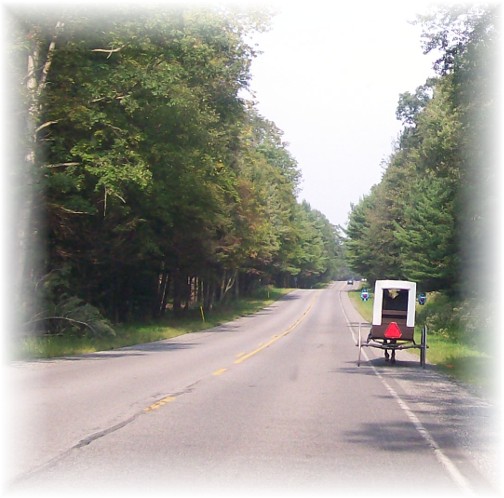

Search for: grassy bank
xmin=348 ymin=288 xmax=492 ymax=391
xmin=14 ymin=287 xmax=292 ymax=360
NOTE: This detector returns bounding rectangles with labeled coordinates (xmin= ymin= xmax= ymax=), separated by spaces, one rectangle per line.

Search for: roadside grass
xmin=348 ymin=288 xmax=491 ymax=391
xmin=348 ymin=288 xmax=373 ymax=322
xmin=422 ymin=334 xmax=491 ymax=386
xmin=14 ymin=287 xmax=292 ymax=360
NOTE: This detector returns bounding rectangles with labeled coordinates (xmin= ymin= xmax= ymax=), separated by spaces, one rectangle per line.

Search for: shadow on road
xmin=36 ymin=341 xmax=198 ymax=362
xmin=278 ymin=293 xmax=303 ymax=301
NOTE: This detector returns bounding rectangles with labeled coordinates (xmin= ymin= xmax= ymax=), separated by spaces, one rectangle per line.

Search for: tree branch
xmin=37 ymin=21 xmax=64 ymax=99
xmin=35 ymin=120 xmax=60 ymax=133
xmin=48 ymin=203 xmax=90 ymax=215
xmin=24 ymin=316 xmax=97 ymax=335
xmin=44 ymin=162 xmax=80 ymax=168
xmin=92 ymin=46 xmax=124 ymax=59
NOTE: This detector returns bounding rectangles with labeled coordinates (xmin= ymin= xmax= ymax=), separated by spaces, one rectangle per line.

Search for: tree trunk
xmin=172 ymin=269 xmax=182 ymax=317
xmin=203 ymin=277 xmax=215 ymax=312
xmin=234 ymin=271 xmax=240 ymax=300
xmin=197 ymin=277 xmax=203 ymax=304
xmin=156 ymin=267 xmax=170 ymax=317
xmin=17 ymin=22 xmax=63 ymax=329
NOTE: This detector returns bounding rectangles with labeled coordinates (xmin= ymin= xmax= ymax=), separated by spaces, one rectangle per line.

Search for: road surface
xmin=5 ymin=282 xmax=501 ymax=496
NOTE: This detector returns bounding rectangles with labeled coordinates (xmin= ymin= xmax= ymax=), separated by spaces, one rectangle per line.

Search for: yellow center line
xmin=144 ymin=395 xmax=176 ymax=413
xmin=144 ymin=293 xmax=320 ymax=414
xmin=234 ymin=292 xmax=319 ymax=365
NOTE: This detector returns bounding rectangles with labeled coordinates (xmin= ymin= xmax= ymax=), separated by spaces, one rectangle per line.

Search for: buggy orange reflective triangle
xmin=384 ymin=321 xmax=402 ymax=339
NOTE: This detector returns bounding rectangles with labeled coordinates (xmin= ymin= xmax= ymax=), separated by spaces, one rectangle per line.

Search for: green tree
xmin=345 ymin=5 xmax=497 ymax=298
xmin=344 ymin=192 xmax=376 ymax=282
xmin=394 ymin=173 xmax=458 ymax=292
xmin=11 ymin=5 xmax=343 ymax=335
xmin=13 ymin=6 xmax=273 ymax=325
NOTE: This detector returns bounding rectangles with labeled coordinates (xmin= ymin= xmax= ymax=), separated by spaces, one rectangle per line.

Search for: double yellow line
xmin=146 ymin=292 xmax=319 ymax=413
xmin=144 ymin=395 xmax=175 ymax=413
xmin=233 ymin=292 xmax=318 ymax=365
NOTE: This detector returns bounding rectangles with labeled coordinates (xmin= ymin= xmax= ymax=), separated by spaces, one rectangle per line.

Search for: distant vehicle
xmin=347 ymin=279 xmax=354 ymax=285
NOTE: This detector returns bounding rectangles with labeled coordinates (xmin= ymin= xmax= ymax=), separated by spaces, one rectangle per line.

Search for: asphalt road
xmin=5 ymin=282 xmax=501 ymax=496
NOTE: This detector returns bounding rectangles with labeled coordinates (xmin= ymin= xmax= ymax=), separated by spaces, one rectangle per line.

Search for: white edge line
xmin=338 ymin=287 xmax=475 ymax=495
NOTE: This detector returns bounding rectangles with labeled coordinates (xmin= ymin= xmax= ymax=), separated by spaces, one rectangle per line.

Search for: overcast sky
xmin=248 ymin=2 xmax=440 ymax=228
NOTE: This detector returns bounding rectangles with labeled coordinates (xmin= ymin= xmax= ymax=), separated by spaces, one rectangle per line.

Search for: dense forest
xmin=7 ymin=5 xmax=498 ymax=342
xmin=345 ymin=6 xmax=498 ymax=299
xmin=8 ymin=6 xmax=345 ymax=336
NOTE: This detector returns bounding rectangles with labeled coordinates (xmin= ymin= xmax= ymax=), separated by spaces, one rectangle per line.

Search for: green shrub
xmin=415 ymin=292 xmax=489 ymax=352
xmin=27 ymin=268 xmax=115 ymax=339
xmin=28 ymin=294 xmax=116 ymax=339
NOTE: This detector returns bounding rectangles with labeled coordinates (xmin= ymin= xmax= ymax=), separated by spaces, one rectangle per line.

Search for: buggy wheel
xmin=420 ymin=325 xmax=427 ymax=367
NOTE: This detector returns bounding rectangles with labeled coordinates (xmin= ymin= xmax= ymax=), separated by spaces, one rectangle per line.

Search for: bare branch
xmin=91 ymin=93 xmax=126 ymax=103
xmin=25 ymin=316 xmax=97 ymax=335
xmin=37 ymin=21 xmax=65 ymax=99
xmin=48 ymin=203 xmax=90 ymax=215
xmin=112 ymin=192 xmax=126 ymax=204
xmin=44 ymin=162 xmax=80 ymax=169
xmin=35 ymin=120 xmax=60 ymax=134
xmin=59 ymin=207 xmax=89 ymax=215
xmin=92 ymin=46 xmax=124 ymax=59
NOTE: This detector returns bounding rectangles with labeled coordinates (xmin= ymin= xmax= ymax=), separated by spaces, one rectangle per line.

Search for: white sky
xmin=248 ymin=1 xmax=440 ymax=228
